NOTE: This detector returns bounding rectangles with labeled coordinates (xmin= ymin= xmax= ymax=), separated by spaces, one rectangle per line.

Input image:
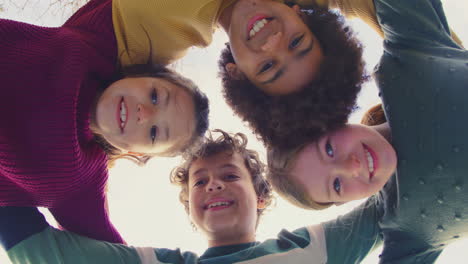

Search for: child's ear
xmin=257 ymin=197 xmax=266 ymax=210
xmin=225 ymin=63 xmax=245 ymax=80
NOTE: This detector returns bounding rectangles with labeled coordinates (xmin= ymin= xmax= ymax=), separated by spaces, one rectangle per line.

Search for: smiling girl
xmin=267 ymin=0 xmax=468 ymax=261
xmin=0 ymin=0 xmax=209 ymax=244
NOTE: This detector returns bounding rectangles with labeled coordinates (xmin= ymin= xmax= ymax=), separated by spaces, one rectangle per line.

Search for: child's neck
xmin=207 ymin=232 xmax=256 ymax=248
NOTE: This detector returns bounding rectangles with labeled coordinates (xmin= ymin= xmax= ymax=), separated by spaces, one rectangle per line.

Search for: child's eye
xmin=259 ymin=61 xmax=275 ymax=74
xmin=325 ymin=139 xmax=334 ymax=158
xmin=151 ymin=89 xmax=158 ymax=105
xmin=225 ymin=174 xmax=240 ymax=181
xmin=289 ymin=34 xmax=304 ymax=49
xmin=333 ymin=178 xmax=341 ymax=194
xmin=150 ymin=125 xmax=157 ymax=144
xmin=194 ymin=179 xmax=206 ymax=187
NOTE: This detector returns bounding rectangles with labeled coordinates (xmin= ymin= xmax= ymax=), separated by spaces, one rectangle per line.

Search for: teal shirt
xmin=7 ymin=200 xmax=381 ymax=264
xmin=373 ymin=0 xmax=468 ymax=263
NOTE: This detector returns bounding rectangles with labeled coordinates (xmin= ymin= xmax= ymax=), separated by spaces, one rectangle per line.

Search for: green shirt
xmin=8 ymin=200 xmax=380 ymax=263
xmin=373 ymin=0 xmax=468 ymax=263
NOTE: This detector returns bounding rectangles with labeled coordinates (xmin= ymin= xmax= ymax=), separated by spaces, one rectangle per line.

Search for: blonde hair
xmin=267 ymin=146 xmax=333 ymax=210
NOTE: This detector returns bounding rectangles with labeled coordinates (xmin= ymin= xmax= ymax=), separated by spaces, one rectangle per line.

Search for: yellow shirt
xmin=112 ymin=0 xmax=462 ymax=67
xmin=112 ymin=0 xmax=235 ymax=66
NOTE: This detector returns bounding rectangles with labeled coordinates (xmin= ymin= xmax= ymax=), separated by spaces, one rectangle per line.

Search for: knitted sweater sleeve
xmin=49 ymin=186 xmax=124 ymax=244
xmin=0 ymin=0 xmax=122 ymax=245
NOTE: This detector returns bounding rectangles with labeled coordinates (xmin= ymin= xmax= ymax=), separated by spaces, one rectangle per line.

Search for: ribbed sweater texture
xmin=0 ymin=0 xmax=123 ymax=243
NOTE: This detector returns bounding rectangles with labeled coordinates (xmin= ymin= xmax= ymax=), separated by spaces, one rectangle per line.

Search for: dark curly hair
xmin=93 ymin=63 xmax=210 ymax=167
xmin=170 ymin=129 xmax=273 ymax=227
xmin=219 ymin=6 xmax=368 ymax=151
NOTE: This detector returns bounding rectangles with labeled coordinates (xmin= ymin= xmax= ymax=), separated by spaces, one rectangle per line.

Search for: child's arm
xmin=49 ymin=187 xmax=125 ymax=244
xmin=1 ymin=207 xmax=141 ymax=263
xmin=291 ymin=0 xmax=463 ymax=47
xmin=321 ymin=199 xmax=382 ymax=264
xmin=0 ymin=207 xmax=49 ymax=251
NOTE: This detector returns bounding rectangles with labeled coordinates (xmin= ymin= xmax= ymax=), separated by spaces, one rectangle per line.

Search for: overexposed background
xmin=1 ymin=0 xmax=467 ymax=263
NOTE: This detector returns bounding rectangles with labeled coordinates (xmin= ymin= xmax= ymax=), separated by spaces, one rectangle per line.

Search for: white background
xmin=1 ymin=0 xmax=467 ymax=263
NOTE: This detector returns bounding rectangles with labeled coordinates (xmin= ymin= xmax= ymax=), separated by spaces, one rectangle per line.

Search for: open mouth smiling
xmin=118 ymin=97 xmax=128 ymax=133
xmin=204 ymin=199 xmax=234 ymax=211
xmin=363 ymin=144 xmax=377 ymax=180
xmin=247 ymin=15 xmax=273 ymax=40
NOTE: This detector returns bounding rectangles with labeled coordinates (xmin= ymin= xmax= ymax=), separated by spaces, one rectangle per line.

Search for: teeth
xmin=207 ymin=201 xmax=230 ymax=209
xmin=120 ymin=101 xmax=126 ymax=123
xmin=249 ymin=19 xmax=268 ymax=38
xmin=365 ymin=149 xmax=375 ymax=173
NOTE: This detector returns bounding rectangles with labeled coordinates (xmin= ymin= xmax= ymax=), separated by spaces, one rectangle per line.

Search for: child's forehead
xmin=188 ymin=151 xmax=245 ymax=177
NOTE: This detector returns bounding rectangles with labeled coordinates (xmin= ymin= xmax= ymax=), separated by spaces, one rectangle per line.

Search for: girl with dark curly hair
xmin=219 ymin=0 xmax=463 ymax=151
xmin=267 ymin=0 xmax=468 ymax=262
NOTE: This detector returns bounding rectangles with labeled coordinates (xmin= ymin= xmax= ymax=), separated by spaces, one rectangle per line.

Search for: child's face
xmin=290 ymin=124 xmax=397 ymax=204
xmin=225 ymin=0 xmax=324 ymax=95
xmin=93 ymin=77 xmax=195 ymax=154
xmin=187 ymin=151 xmax=260 ymax=245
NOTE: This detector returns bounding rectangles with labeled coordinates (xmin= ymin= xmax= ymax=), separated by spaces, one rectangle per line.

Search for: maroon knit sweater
xmin=0 ymin=0 xmax=124 ymax=243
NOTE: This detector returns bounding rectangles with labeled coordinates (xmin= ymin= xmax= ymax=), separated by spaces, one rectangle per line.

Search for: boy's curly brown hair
xmin=170 ymin=129 xmax=273 ymax=226
xmin=219 ymin=6 xmax=368 ymax=151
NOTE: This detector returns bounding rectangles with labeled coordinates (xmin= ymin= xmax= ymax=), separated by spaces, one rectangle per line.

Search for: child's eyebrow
xmin=315 ymin=139 xmax=326 ymax=162
xmin=314 ymin=141 xmax=332 ymax=201
xmin=220 ymin=164 xmax=239 ymax=170
xmin=326 ymin=177 xmax=332 ymax=202
xmin=165 ymin=126 xmax=170 ymax=142
xmin=260 ymin=40 xmax=314 ymax=86
xmin=192 ymin=168 xmax=207 ymax=177
xmin=165 ymin=88 xmax=171 ymax=108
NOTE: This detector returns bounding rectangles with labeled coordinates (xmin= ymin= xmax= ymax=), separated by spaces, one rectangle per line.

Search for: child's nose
xmin=342 ymin=154 xmax=362 ymax=178
xmin=137 ymin=103 xmax=152 ymax=124
xmin=261 ymin=32 xmax=283 ymax=52
xmin=206 ymin=180 xmax=225 ymax=192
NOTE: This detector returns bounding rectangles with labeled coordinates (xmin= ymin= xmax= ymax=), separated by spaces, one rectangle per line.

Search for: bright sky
xmin=1 ymin=0 xmax=467 ymax=263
